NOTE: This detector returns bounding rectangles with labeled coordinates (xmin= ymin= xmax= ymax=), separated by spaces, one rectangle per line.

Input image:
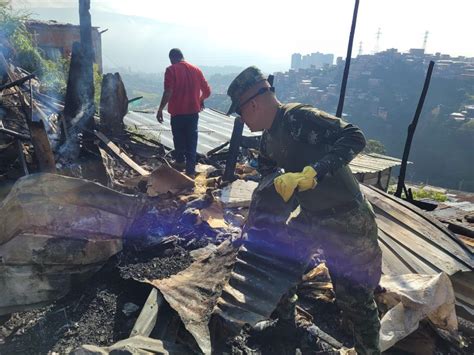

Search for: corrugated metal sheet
xmin=149 ymin=241 xmax=239 ymax=355
xmin=126 ymin=111 xmax=403 ymax=176
xmin=361 ymin=184 xmax=474 ymax=317
xmin=148 ymin=184 xmax=473 ymax=354
xmin=125 ymin=109 xmax=258 ymax=155
xmin=350 ymin=153 xmax=403 ymax=174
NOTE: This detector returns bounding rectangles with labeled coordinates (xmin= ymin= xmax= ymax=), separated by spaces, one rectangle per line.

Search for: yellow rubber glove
xmin=274 ymin=166 xmax=317 ymax=202
xmin=298 ymin=166 xmax=317 ymax=191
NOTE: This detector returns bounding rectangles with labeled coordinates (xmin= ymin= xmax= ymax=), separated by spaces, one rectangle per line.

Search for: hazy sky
xmin=12 ymin=0 xmax=474 ymax=73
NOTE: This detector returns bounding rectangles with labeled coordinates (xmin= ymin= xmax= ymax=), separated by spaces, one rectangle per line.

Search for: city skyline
xmin=11 ymin=0 xmax=474 ymax=73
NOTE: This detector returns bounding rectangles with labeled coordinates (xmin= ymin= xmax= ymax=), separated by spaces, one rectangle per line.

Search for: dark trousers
xmin=170 ymin=113 xmax=199 ymax=175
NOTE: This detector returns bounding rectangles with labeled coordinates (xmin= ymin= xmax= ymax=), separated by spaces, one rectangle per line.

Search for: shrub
xmin=1 ymin=4 xmax=68 ymax=99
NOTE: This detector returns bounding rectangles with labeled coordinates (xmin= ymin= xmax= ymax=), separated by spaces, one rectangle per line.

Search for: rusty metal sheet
xmin=0 ymin=173 xmax=142 ymax=315
xmin=362 ymin=184 xmax=473 ymax=271
xmin=149 ymin=240 xmax=238 ymax=355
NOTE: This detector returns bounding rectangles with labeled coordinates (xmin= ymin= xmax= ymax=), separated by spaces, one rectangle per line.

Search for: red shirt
xmin=164 ymin=61 xmax=211 ymax=116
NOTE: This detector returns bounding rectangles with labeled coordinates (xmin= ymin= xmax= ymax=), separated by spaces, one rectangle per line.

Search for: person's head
xmin=227 ymin=66 xmax=280 ymax=132
xmin=169 ymin=48 xmax=184 ymax=64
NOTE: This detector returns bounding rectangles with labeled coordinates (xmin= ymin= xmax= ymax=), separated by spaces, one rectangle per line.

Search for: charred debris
xmin=0 ymin=1 xmax=473 ymax=354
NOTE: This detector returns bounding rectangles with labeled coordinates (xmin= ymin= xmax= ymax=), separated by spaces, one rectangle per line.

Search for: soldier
xmin=224 ymin=66 xmax=382 ymax=354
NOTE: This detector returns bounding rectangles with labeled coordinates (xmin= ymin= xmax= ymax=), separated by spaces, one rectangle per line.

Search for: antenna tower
xmin=423 ymin=31 xmax=429 ymax=51
xmin=374 ymin=27 xmax=381 ymax=53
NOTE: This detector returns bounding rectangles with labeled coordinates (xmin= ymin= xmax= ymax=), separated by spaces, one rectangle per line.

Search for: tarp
xmin=378 ymin=273 xmax=458 ymax=351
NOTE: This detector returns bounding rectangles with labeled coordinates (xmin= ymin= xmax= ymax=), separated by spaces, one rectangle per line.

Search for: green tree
xmin=364 ymin=139 xmax=386 ymax=154
xmin=0 ymin=4 xmax=68 ymax=98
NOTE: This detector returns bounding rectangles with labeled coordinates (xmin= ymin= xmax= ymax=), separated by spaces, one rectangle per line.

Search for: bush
xmin=0 ymin=4 xmax=68 ymax=99
xmin=411 ymin=187 xmax=448 ymax=202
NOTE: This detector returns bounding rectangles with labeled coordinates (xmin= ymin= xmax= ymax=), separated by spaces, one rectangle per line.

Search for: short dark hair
xmin=169 ymin=48 xmax=184 ymax=61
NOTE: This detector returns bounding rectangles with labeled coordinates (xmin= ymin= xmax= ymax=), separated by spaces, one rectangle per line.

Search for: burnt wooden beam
xmin=128 ymin=96 xmax=143 ymax=104
xmin=0 ymin=53 xmax=56 ymax=173
xmin=0 ymin=127 xmax=30 ymax=141
xmin=0 ymin=74 xmax=35 ymax=92
xmin=95 ymin=130 xmax=149 ymax=176
xmin=223 ymin=117 xmax=244 ymax=182
xmin=206 ymin=140 xmax=229 ymax=157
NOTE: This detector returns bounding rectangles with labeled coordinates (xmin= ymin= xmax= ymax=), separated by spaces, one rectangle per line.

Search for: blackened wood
xmin=0 ymin=127 xmax=30 ymax=140
xmin=223 ymin=117 xmax=244 ymax=182
xmin=0 ymin=53 xmax=56 ymax=173
xmin=0 ymin=74 xmax=35 ymax=92
xmin=128 ymin=96 xmax=143 ymax=104
xmin=79 ymin=0 xmax=97 ymax=153
xmin=59 ymin=1 xmax=97 ymax=162
xmin=99 ymin=72 xmax=128 ymax=135
xmin=95 ymin=130 xmax=149 ymax=176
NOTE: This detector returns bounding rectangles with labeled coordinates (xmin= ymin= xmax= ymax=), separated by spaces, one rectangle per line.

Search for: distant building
xmin=291 ymin=53 xmax=302 ymax=70
xmin=25 ymin=20 xmax=103 ymax=72
xmin=292 ymin=51 xmax=334 ymax=70
xmin=450 ymin=112 xmax=466 ymax=121
xmin=409 ymin=48 xmax=425 ymax=57
xmin=464 ymin=105 xmax=474 ymax=118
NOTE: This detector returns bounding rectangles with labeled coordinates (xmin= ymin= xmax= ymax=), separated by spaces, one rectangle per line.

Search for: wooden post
xmin=99 ymin=72 xmax=128 ymax=135
xmin=223 ymin=117 xmax=244 ymax=181
xmin=336 ymin=0 xmax=360 ymax=118
xmin=79 ymin=0 xmax=96 ymax=150
xmin=395 ymin=61 xmax=435 ymax=198
xmin=59 ymin=0 xmax=96 ymax=162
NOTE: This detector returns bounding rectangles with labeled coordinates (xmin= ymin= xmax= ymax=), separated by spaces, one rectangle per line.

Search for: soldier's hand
xmin=298 ymin=166 xmax=318 ymax=191
xmin=156 ymin=109 xmax=164 ymax=123
xmin=273 ymin=166 xmax=317 ymax=202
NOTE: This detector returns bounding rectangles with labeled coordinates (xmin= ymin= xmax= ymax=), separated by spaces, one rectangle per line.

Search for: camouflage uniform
xmin=225 ymin=67 xmax=382 ymax=355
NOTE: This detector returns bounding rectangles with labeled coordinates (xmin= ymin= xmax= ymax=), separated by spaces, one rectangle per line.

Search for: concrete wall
xmin=26 ymin=22 xmax=102 ymax=72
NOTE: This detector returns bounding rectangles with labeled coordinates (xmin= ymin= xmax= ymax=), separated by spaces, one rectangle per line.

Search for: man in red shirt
xmin=156 ymin=48 xmax=211 ymax=176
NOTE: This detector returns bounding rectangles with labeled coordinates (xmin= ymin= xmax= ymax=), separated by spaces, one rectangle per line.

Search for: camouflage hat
xmin=227 ymin=66 xmax=267 ymax=115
